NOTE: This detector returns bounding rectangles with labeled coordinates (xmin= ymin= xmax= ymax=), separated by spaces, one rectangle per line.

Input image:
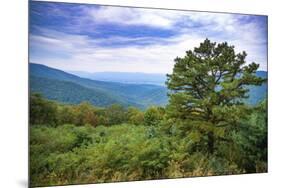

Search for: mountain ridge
xmin=29 ymin=63 xmax=267 ymax=108
xmin=29 ymin=63 xmax=168 ymax=108
xmin=69 ymin=71 xmax=166 ymax=85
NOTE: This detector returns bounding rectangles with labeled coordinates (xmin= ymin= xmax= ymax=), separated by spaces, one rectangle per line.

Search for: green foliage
xmin=30 ymin=98 xmax=267 ymax=187
xmin=230 ymin=100 xmax=268 ymax=172
xmin=106 ymin=104 xmax=129 ymax=125
xmin=57 ymin=105 xmax=76 ymax=125
xmin=166 ymin=39 xmax=266 ymax=154
xmin=30 ymin=93 xmax=58 ymax=126
xmin=127 ymin=107 xmax=144 ymax=125
xmin=30 ymin=124 xmax=168 ymax=186
xmin=30 ymin=93 xmax=130 ymax=127
xmin=73 ymin=102 xmax=99 ymax=127
xmin=144 ymin=106 xmax=164 ymax=126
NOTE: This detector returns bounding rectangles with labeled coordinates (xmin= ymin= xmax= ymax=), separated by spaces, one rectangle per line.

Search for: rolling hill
xmin=30 ymin=76 xmax=131 ymax=107
xmin=29 ymin=63 xmax=267 ymax=108
xmin=29 ymin=63 xmax=168 ymax=108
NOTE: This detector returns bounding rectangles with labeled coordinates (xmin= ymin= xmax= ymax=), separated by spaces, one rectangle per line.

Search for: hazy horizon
xmin=30 ymin=62 xmax=268 ymax=76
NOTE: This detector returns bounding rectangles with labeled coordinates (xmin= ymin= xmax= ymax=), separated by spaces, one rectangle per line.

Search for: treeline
xmin=30 ymin=93 xmax=164 ymax=127
xmin=30 ymin=93 xmax=267 ymax=187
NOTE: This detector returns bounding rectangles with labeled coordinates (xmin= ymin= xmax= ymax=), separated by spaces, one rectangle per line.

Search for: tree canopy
xmin=166 ymin=39 xmax=266 ymax=153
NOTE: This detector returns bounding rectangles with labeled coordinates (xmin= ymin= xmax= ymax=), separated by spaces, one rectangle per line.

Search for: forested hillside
xmin=30 ymin=63 xmax=266 ymax=109
xmin=30 ymin=76 xmax=130 ymax=107
xmin=30 ymin=63 xmax=168 ymax=108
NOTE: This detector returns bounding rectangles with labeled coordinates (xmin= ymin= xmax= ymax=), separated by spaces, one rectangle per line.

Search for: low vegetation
xmin=30 ymin=93 xmax=267 ymax=187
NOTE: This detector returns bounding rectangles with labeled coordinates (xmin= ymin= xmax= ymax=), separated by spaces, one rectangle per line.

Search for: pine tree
xmin=166 ymin=39 xmax=266 ymax=153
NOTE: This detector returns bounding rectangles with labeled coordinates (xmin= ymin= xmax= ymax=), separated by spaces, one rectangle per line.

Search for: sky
xmin=29 ymin=1 xmax=268 ymax=74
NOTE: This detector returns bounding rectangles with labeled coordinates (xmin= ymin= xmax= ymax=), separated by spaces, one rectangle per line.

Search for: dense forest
xmin=30 ymin=39 xmax=267 ymax=187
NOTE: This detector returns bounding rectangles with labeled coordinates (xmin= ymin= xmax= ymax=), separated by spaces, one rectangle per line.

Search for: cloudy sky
xmin=29 ymin=1 xmax=268 ymax=74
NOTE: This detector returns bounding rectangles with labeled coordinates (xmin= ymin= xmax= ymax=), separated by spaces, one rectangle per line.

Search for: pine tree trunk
xmin=208 ymin=132 xmax=214 ymax=154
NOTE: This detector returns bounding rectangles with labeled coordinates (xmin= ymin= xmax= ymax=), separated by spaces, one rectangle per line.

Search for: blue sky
xmin=29 ymin=1 xmax=268 ymax=73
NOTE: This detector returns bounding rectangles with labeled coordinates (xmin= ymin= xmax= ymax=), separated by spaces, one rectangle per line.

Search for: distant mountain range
xmin=30 ymin=63 xmax=168 ymax=109
xmin=246 ymin=71 xmax=268 ymax=105
xmin=69 ymin=71 xmax=167 ymax=85
xmin=29 ymin=63 xmax=267 ymax=108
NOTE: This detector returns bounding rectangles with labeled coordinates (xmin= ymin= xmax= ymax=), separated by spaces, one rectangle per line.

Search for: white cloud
xmin=30 ymin=30 xmax=199 ymax=73
xmin=87 ymin=6 xmax=184 ymax=29
xmin=30 ymin=7 xmax=267 ymax=73
xmin=86 ymin=5 xmax=247 ymax=33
